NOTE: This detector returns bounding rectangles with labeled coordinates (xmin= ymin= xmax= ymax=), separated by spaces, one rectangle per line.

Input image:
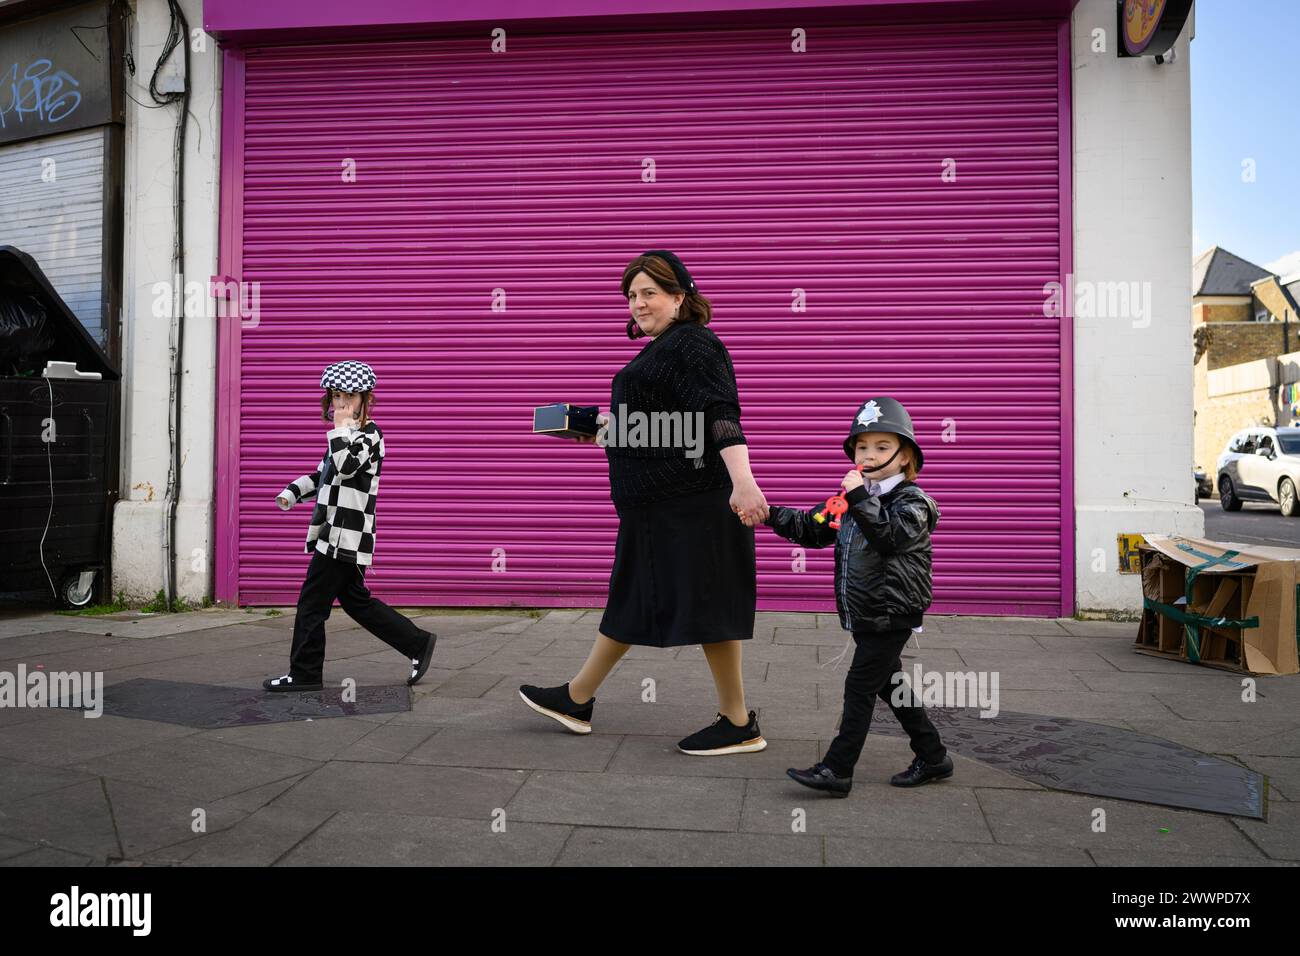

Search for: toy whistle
xmin=813 ymin=463 xmax=866 ymax=529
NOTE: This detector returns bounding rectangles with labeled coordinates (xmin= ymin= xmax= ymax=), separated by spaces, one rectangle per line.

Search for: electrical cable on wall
xmin=146 ymin=0 xmax=191 ymax=611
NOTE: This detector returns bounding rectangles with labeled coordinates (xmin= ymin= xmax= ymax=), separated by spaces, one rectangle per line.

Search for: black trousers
xmin=822 ymin=626 xmax=947 ymax=777
xmin=288 ymin=551 xmax=425 ymax=682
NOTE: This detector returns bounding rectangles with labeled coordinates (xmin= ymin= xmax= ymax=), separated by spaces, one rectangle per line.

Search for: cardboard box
xmin=1138 ymin=549 xmax=1186 ymax=652
xmin=1134 ymin=534 xmax=1299 ymax=676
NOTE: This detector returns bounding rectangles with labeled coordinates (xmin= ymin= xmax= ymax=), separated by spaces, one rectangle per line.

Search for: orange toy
xmin=813 ymin=464 xmax=866 ymax=529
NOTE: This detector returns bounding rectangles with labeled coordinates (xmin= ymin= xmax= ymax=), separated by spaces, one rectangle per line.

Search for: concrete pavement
xmin=0 ymin=606 xmax=1296 ymax=867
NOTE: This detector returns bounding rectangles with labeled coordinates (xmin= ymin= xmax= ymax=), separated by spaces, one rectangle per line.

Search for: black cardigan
xmin=605 ymin=321 xmax=748 ymax=507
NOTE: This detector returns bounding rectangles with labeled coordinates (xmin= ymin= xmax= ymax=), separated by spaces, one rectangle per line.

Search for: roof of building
xmin=1193 ymin=246 xmax=1273 ymax=296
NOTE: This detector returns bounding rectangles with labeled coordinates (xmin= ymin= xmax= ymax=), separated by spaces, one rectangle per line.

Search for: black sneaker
xmin=677 ymin=711 xmax=767 ymax=756
xmin=787 ymin=762 xmax=852 ymax=798
xmin=890 ymin=754 xmax=954 ymax=787
xmin=408 ymin=630 xmax=438 ymax=686
xmin=262 ymin=673 xmax=323 ymax=693
xmin=518 ymin=682 xmax=594 ymax=735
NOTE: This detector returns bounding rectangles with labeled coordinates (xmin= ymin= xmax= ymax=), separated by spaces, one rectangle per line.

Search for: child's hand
xmin=730 ymin=480 xmax=768 ymax=526
xmin=332 ymin=407 xmax=359 ymax=430
xmin=842 ymin=468 xmax=865 ymax=492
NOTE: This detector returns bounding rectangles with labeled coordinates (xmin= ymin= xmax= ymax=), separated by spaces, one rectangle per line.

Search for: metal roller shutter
xmin=226 ymin=17 xmax=1068 ymax=615
xmin=0 ymin=127 xmax=106 ymax=344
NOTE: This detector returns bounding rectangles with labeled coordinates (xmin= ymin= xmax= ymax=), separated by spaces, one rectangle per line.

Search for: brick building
xmin=1193 ymin=246 xmax=1300 ymax=479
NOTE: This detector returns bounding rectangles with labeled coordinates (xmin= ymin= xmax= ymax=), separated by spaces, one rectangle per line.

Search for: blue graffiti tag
xmin=0 ymin=59 xmax=82 ymax=129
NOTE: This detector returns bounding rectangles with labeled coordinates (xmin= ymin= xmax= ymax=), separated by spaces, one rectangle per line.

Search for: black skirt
xmin=599 ymin=485 xmax=756 ymax=647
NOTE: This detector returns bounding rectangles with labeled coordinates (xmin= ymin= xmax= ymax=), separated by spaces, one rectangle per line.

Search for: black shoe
xmin=677 ymin=711 xmax=767 ymax=756
xmin=262 ymin=674 xmax=323 ymax=693
xmin=518 ymin=682 xmax=594 ymax=735
xmin=408 ymin=630 xmax=438 ymax=686
xmin=787 ymin=762 xmax=852 ymax=797
xmin=890 ymin=754 xmax=954 ymax=787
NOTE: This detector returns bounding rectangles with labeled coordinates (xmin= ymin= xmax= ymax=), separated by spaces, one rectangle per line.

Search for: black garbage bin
xmin=0 ymin=246 xmax=120 ymax=607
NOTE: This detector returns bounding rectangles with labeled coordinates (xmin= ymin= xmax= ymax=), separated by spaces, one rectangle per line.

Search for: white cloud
xmin=1264 ymin=249 xmax=1300 ymax=278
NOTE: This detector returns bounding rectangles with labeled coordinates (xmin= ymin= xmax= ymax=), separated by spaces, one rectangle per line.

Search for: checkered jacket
xmin=277 ymin=422 xmax=385 ymax=565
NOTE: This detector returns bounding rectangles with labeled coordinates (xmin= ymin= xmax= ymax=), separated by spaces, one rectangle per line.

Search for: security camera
xmin=1154 ymin=46 xmax=1177 ymax=65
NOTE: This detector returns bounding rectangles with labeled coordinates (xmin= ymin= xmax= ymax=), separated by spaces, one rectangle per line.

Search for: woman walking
xmin=519 ymin=250 xmax=769 ymax=755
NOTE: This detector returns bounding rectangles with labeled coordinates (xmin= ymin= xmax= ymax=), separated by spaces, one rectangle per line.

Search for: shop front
xmin=208 ymin=0 xmax=1077 ymax=616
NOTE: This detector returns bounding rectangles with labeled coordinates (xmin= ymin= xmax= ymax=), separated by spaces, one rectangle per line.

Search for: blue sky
xmin=1192 ymin=0 xmax=1300 ymax=276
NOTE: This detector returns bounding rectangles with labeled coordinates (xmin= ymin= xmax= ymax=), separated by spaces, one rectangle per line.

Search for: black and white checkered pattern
xmin=319 ymin=360 xmax=376 ymax=392
xmin=278 ymin=421 xmax=386 ymax=565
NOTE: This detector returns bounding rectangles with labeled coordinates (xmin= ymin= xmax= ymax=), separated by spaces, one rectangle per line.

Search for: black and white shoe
xmin=262 ymin=674 xmax=323 ymax=693
xmin=677 ymin=711 xmax=767 ymax=756
xmin=518 ymin=682 xmax=594 ymax=735
xmin=408 ymin=630 xmax=438 ymax=686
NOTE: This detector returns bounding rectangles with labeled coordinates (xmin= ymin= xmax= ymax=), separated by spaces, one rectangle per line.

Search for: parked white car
xmin=1216 ymin=426 xmax=1300 ymax=515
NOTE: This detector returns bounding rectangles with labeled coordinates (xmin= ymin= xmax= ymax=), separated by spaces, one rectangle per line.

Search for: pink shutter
xmin=223 ymin=17 xmax=1069 ymax=616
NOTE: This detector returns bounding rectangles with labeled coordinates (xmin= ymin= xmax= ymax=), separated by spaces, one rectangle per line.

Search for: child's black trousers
xmin=822 ymin=626 xmax=948 ymax=777
xmin=289 ymin=551 xmax=425 ymax=682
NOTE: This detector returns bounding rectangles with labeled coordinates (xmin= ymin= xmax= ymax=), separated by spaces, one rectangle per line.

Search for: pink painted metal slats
xmin=234 ymin=18 xmax=1064 ymax=614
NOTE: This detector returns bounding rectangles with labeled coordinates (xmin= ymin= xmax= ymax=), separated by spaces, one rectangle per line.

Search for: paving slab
xmin=556 ymin=826 xmax=823 ymax=866
xmin=1233 ymin=803 xmax=1300 ymax=861
xmin=0 ymin=711 xmax=198 ymax=768
xmin=270 ymin=761 xmax=527 ymax=820
xmin=604 ymin=735 xmax=820 ymax=780
xmin=102 ymin=777 xmax=248 ymax=858
xmin=332 ymin=724 xmax=441 ymax=763
xmin=741 ymin=778 xmax=994 ymax=843
xmin=277 ymin=811 xmax=571 ymax=867
xmin=0 ymin=778 xmax=121 ymax=861
xmin=0 ymin=847 xmax=96 ymax=866
xmin=197 ymin=717 xmax=383 ymax=762
xmin=182 ymin=805 xmax=336 ymax=866
xmin=826 ymin=837 xmax=1094 ymax=866
xmin=506 ymin=771 xmax=746 ymax=831
xmin=975 ymin=790 xmax=1266 ymax=858
xmin=405 ymin=727 xmax=622 ymax=772
xmin=54 ymin=609 xmax=258 ymax=639
xmin=70 ymin=735 xmax=320 ymax=801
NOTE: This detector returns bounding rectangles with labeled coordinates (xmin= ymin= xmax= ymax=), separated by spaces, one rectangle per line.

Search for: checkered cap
xmin=319 ymin=361 xmax=376 ymax=392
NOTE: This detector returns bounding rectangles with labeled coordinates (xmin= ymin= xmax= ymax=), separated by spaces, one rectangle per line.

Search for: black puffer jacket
xmin=765 ymin=480 xmax=940 ymax=633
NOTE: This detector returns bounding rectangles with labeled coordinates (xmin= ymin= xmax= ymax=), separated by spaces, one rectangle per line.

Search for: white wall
xmin=1071 ymin=0 xmax=1203 ymax=614
xmin=113 ymin=0 xmax=220 ymax=602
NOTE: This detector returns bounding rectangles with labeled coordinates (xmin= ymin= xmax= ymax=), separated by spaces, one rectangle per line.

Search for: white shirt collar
xmin=868 ymin=472 xmax=906 ymax=496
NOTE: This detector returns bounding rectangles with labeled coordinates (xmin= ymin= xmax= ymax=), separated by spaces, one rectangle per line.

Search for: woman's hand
xmin=730 ymin=478 xmax=768 ymax=527
xmin=575 ymin=413 xmax=609 ymax=445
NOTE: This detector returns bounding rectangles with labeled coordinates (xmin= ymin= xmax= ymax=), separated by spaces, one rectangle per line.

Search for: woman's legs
xmin=567 ymin=633 xmax=631 ymax=704
xmin=702 ymin=640 xmax=749 ymax=726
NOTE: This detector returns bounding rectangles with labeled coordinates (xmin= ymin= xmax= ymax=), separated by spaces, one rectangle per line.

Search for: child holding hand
xmin=763 ymin=397 xmax=951 ymax=796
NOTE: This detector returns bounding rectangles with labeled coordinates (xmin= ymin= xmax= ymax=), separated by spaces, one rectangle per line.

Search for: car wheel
xmin=1219 ymin=477 xmax=1243 ymax=511
xmin=1282 ymin=479 xmax=1300 ymax=517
